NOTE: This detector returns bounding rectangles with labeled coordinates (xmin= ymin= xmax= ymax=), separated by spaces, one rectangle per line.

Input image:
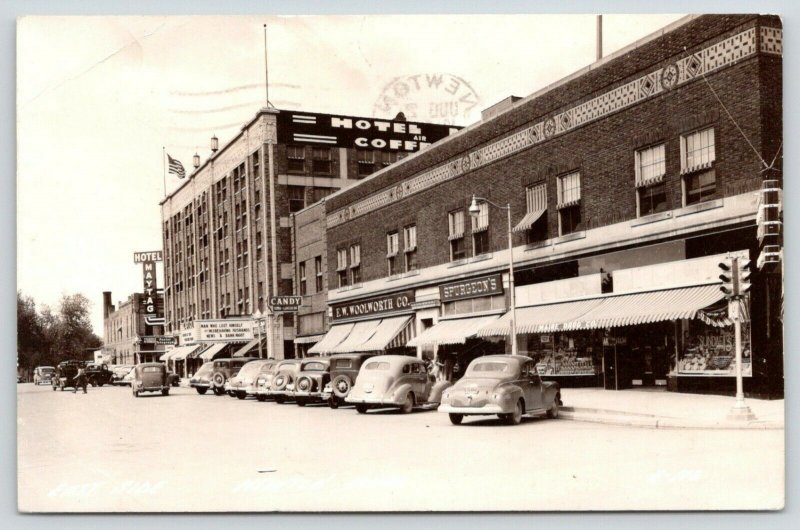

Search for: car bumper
xmin=190 ymin=382 xmax=211 ymax=389
xmin=345 ymin=394 xmax=401 ymax=406
xmin=293 ymin=391 xmax=331 ymax=399
xmin=136 ymin=386 xmax=169 ymax=392
xmin=438 ymin=403 xmax=505 ymax=414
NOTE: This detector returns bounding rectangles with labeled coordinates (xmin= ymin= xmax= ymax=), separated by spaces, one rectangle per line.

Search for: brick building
xmin=102 ymin=291 xmax=167 ymax=365
xmin=160 ymin=108 xmax=459 ymax=362
xmin=308 ymin=15 xmax=783 ymax=397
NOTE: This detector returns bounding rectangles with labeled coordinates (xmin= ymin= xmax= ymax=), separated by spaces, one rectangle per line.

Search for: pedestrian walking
xmin=73 ymin=367 xmax=88 ymax=394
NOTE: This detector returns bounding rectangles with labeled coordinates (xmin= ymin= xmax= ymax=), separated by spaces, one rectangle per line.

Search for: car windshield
xmin=364 ymin=361 xmax=390 ymax=370
xmin=303 ymin=362 xmax=326 ymax=371
xmin=238 ymin=362 xmax=265 ymax=377
xmin=469 ymin=362 xmax=510 ymax=373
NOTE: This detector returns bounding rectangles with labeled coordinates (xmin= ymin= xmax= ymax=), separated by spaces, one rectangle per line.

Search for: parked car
xmin=292 ymin=358 xmax=332 ymax=406
xmin=33 ymin=366 xmax=55 ymax=386
xmin=110 ymin=365 xmax=134 ymax=385
xmin=267 ymin=360 xmax=303 ymax=403
xmin=324 ymin=353 xmax=375 ymax=408
xmin=189 ymin=362 xmax=216 ymax=394
xmin=346 ymin=355 xmax=452 ymax=414
xmin=208 ymin=357 xmax=258 ymax=396
xmin=131 ymin=363 xmax=172 ymax=397
xmin=438 ymin=355 xmax=562 ymax=425
xmin=225 ymin=359 xmax=273 ymax=399
xmin=252 ymin=360 xmax=282 ymax=401
xmin=85 ymin=363 xmax=114 ymax=387
xmin=51 ymin=360 xmax=85 ymax=391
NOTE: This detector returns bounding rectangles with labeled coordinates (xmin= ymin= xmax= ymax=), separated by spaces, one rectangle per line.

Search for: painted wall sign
xmin=196 ymin=319 xmax=254 ymax=342
xmin=277 ymin=111 xmax=460 ymax=152
xmin=440 ymin=274 xmax=504 ymax=303
xmin=331 ymin=290 xmax=415 ymax=321
xmin=133 ymin=251 xmax=163 ymax=263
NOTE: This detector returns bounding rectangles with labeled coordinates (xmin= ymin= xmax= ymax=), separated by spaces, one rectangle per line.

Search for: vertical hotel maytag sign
xmin=133 ymin=251 xmax=165 ymax=326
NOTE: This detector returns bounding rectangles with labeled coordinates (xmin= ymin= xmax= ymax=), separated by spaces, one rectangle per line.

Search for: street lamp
xmin=252 ymin=309 xmax=264 ymax=358
xmin=468 ymin=194 xmax=517 ymax=356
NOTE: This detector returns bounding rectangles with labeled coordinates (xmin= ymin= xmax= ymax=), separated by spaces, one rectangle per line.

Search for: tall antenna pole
xmin=596 ymin=15 xmax=603 ymax=61
xmin=263 ymin=24 xmax=270 ymax=107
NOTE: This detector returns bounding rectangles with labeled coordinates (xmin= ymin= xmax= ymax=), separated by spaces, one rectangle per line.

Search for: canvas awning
xmin=294 ymin=334 xmax=326 ymax=344
xmin=170 ymin=344 xmax=201 ymax=361
xmin=407 ymin=314 xmax=501 ymax=347
xmin=307 ymin=323 xmax=355 ymax=355
xmin=158 ymin=349 xmax=176 ymax=362
xmin=512 ymin=208 xmax=547 ymax=233
xmin=356 ymin=316 xmax=414 ymax=352
xmin=199 ymin=342 xmax=229 ymax=361
xmin=478 ymin=284 xmax=728 ymax=336
xmin=232 ymin=338 xmax=265 ymax=358
xmin=329 ymin=319 xmax=383 ymax=354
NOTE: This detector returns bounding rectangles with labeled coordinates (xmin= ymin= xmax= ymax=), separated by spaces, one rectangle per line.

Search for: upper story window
xmin=357 ymin=149 xmax=375 ymax=177
xmin=336 ymin=248 xmax=349 ymax=288
xmin=315 ymin=256 xmax=323 ymax=292
xmin=387 ymin=231 xmax=399 ymax=275
xmin=288 ymin=186 xmax=306 ymax=213
xmin=513 ymin=183 xmax=548 ymax=244
xmin=251 ymin=151 xmax=261 ymax=180
xmin=557 ymin=172 xmax=582 ymax=236
xmin=404 ymin=225 xmax=417 ymax=272
xmin=312 ymin=147 xmax=332 ymax=175
xmin=681 ymin=128 xmax=716 ymax=206
xmin=471 ymin=202 xmax=489 ymax=256
xmin=350 ymin=244 xmax=361 ymax=284
xmin=381 ymin=151 xmax=398 ymax=167
xmin=299 ymin=262 xmax=307 ymax=296
xmin=635 ymin=144 xmax=667 ymax=217
xmin=448 ymin=210 xmax=466 ymax=261
xmin=287 ymin=145 xmax=305 ymax=173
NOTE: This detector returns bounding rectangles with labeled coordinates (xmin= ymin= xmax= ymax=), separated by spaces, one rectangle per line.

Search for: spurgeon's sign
xmin=439 ymin=274 xmax=504 ymax=303
xmin=331 ymin=290 xmax=415 ymax=321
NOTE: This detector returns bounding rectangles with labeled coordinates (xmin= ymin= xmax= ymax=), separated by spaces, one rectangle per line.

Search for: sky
xmin=16 ymin=13 xmax=685 ymax=335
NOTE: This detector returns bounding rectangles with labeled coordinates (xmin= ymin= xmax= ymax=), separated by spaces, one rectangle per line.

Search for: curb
xmin=560 ymin=409 xmax=784 ymax=430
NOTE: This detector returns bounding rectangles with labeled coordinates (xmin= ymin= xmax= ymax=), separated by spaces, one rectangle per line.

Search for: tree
xmin=57 ymin=293 xmax=102 ymax=359
xmin=17 ymin=291 xmax=44 ymax=371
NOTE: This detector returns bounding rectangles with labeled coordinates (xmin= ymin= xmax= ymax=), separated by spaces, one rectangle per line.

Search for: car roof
xmin=363 ymin=355 xmax=421 ymax=366
xmin=329 ymin=353 xmax=375 ymax=361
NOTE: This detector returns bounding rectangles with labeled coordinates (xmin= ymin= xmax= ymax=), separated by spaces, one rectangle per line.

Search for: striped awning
xmin=159 ymin=349 xmax=176 ymax=362
xmin=357 ymin=316 xmax=413 ymax=351
xmin=294 ymin=334 xmax=326 ymax=344
xmin=200 ymin=342 xmax=228 ymax=361
xmin=478 ymin=284 xmax=727 ymax=336
xmin=329 ymin=319 xmax=382 ymax=354
xmin=308 ymin=323 xmax=354 ymax=355
xmin=407 ymin=314 xmax=500 ymax=347
xmin=512 ymin=208 xmax=547 ymax=233
xmin=233 ymin=338 xmax=265 ymax=357
xmin=170 ymin=344 xmax=201 ymax=361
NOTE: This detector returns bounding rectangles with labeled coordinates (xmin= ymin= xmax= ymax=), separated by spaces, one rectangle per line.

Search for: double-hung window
xmin=513 ymin=183 xmax=548 ymax=244
xmin=681 ymin=128 xmax=716 ymax=205
xmin=557 ymin=172 xmax=582 ymax=236
xmin=312 ymin=147 xmax=332 ymax=174
xmin=299 ymin=262 xmax=307 ymax=296
xmin=357 ymin=149 xmax=375 ymax=177
xmin=336 ymin=248 xmax=348 ymax=288
xmin=350 ymin=244 xmax=361 ymax=285
xmin=448 ymin=210 xmax=466 ymax=261
xmin=287 ymin=145 xmax=305 ymax=173
xmin=404 ymin=225 xmax=418 ymax=272
xmin=386 ymin=231 xmax=399 ymax=276
xmin=635 ymin=144 xmax=667 ymax=216
xmin=471 ymin=202 xmax=490 ymax=256
xmin=315 ymin=256 xmax=323 ymax=292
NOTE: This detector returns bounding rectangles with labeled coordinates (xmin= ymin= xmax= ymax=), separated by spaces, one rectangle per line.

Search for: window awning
xmin=512 ymin=208 xmax=546 ymax=233
xmin=294 ymin=334 xmax=326 ymax=344
xmin=478 ymin=284 xmax=727 ymax=336
xmin=159 ymin=349 xmax=176 ymax=362
xmin=170 ymin=344 xmax=201 ymax=361
xmin=200 ymin=342 xmax=229 ymax=361
xmin=308 ymin=323 xmax=355 ymax=355
xmin=356 ymin=316 xmax=414 ymax=352
xmin=407 ymin=314 xmax=501 ymax=347
xmin=329 ymin=319 xmax=383 ymax=354
xmin=233 ymin=338 xmax=265 ymax=358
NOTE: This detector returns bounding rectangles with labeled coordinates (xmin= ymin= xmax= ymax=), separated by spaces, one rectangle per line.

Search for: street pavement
xmin=17 ymin=383 xmax=784 ymax=512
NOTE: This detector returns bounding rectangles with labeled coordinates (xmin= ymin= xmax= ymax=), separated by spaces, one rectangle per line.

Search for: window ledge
xmin=630 ymin=210 xmax=673 ymax=227
xmin=676 ymin=199 xmax=723 ymax=217
xmin=386 ymin=269 xmax=421 ymax=282
xmin=555 ymin=231 xmax=587 ymax=244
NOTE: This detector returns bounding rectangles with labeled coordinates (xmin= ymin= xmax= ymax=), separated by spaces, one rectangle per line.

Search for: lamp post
xmin=252 ymin=309 xmax=263 ymax=359
xmin=468 ymin=195 xmax=517 ymax=356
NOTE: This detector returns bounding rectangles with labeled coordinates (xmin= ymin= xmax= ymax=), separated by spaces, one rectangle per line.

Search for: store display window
xmin=526 ymin=332 xmax=601 ymax=376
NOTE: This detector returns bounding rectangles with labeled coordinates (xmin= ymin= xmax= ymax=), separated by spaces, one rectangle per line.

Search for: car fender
xmin=542 ymin=381 xmax=561 ymax=406
xmin=390 ymin=382 xmax=414 ymax=403
xmin=429 ymin=380 xmax=453 ymax=403
xmin=495 ymin=383 xmax=524 ymax=411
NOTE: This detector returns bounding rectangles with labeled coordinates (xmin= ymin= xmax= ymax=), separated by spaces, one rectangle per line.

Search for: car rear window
xmin=303 ymin=362 xmax=326 ymax=371
xmin=364 ymin=361 xmax=390 ymax=370
xmin=143 ymin=367 xmax=161 ymax=373
xmin=333 ymin=359 xmax=352 ymax=369
xmin=470 ymin=362 xmax=509 ymax=372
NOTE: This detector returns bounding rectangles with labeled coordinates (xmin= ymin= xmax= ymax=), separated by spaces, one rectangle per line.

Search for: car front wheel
xmin=547 ymin=399 xmax=559 ymax=419
xmin=449 ymin=413 xmax=464 ymax=425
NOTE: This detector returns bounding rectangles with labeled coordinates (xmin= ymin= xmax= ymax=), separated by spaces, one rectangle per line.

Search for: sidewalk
xmin=559 ymin=387 xmax=784 ymax=430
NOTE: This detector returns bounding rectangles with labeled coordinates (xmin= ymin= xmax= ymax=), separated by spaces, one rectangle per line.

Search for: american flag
xmin=167 ymin=153 xmax=186 ymax=179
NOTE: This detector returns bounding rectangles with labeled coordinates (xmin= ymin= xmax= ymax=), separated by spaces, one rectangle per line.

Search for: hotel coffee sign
xmin=440 ymin=274 xmax=504 ymax=303
xmin=331 ymin=290 xmax=415 ymax=321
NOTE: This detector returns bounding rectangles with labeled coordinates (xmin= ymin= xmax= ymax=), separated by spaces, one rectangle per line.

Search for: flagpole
xmin=162 ymin=146 xmax=167 ymax=196
xmin=263 ymin=24 xmax=269 ymax=107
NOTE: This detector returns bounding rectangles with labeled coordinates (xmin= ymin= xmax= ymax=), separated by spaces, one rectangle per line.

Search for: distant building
xmin=102 ymin=291 xmax=166 ymax=364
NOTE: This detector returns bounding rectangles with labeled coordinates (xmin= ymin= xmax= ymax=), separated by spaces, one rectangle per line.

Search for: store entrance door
xmin=628 ymin=324 xmax=672 ymax=389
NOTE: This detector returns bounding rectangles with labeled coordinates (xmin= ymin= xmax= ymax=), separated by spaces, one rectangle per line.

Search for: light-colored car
xmin=121 ymin=368 xmax=136 ymax=387
xmin=225 ymin=359 xmax=273 ymax=399
xmin=438 ymin=355 xmax=562 ymax=425
xmin=252 ymin=360 xmax=282 ymax=401
xmin=346 ymin=355 xmax=452 ymax=414
xmin=189 ymin=362 xmax=216 ymax=394
xmin=267 ymin=360 xmax=303 ymax=404
xmin=110 ymin=365 xmax=134 ymax=385
xmin=33 ymin=366 xmax=55 ymax=385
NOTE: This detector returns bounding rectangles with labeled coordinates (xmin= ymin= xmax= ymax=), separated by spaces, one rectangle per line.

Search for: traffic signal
xmin=719 ymin=257 xmax=736 ymax=297
xmin=737 ymin=258 xmax=752 ymax=296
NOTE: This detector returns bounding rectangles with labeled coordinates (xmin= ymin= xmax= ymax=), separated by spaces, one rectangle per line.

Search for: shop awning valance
xmin=407 ymin=314 xmax=500 ymax=347
xmin=512 ymin=208 xmax=547 ymax=233
xmin=478 ymin=284 xmax=728 ymax=336
xmin=357 ymin=316 xmax=414 ymax=352
xmin=329 ymin=319 xmax=383 ymax=354
xmin=233 ymin=338 xmax=265 ymax=358
xmin=294 ymin=334 xmax=326 ymax=344
xmin=158 ymin=349 xmax=176 ymax=362
xmin=308 ymin=323 xmax=355 ymax=355
xmin=199 ymin=342 xmax=228 ymax=361
xmin=170 ymin=344 xmax=201 ymax=361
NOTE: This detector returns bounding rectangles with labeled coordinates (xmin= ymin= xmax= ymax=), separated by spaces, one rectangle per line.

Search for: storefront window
xmin=442 ymin=294 xmax=506 ymax=316
xmin=674 ymin=316 xmax=752 ymax=377
xmin=526 ymin=332 xmax=601 ymax=376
